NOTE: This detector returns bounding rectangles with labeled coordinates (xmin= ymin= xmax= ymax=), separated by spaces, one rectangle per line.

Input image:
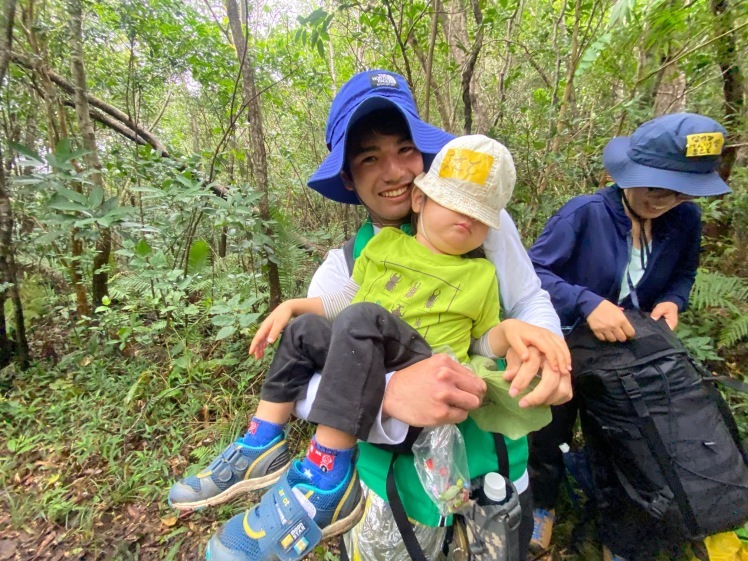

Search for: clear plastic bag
xmin=344 ymin=484 xmax=447 ymax=561
xmin=413 ymin=425 xmax=471 ymax=516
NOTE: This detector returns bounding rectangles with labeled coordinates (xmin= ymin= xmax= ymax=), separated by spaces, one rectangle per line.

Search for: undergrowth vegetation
xmin=1 ymin=167 xmax=746 ymax=558
xmin=1 ymin=0 xmax=746 ymax=558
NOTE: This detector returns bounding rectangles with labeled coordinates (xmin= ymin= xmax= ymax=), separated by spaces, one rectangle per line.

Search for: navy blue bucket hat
xmin=603 ymin=113 xmax=731 ymax=197
xmin=307 ymin=70 xmax=455 ymax=204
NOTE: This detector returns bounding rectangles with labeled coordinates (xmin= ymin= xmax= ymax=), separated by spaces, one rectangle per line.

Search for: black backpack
xmin=567 ymin=310 xmax=748 ymax=544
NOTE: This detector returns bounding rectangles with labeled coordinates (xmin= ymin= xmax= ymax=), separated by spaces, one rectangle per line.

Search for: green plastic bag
xmin=467 ymin=355 xmax=552 ymax=439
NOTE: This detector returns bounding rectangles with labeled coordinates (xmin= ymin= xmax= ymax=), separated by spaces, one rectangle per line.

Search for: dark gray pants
xmin=528 ymin=398 xmax=579 ymax=509
xmin=260 ymin=302 xmax=432 ymax=440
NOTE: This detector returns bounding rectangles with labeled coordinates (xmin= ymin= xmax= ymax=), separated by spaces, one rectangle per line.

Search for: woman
xmin=527 ymin=112 xmax=732 ymax=561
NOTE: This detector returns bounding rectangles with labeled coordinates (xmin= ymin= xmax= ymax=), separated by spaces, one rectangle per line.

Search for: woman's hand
xmin=650 ymin=301 xmax=679 ymax=330
xmin=586 ymin=300 xmax=636 ymax=342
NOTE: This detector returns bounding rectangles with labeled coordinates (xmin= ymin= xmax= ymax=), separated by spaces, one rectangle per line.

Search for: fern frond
xmin=690 ymin=271 xmax=748 ymax=311
xmin=719 ymin=314 xmax=748 ymax=348
xmin=109 ymin=274 xmax=154 ymax=299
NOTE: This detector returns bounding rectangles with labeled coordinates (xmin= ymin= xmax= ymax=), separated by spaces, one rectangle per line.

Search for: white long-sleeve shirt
xmin=293 ymin=209 xmax=561 ymax=493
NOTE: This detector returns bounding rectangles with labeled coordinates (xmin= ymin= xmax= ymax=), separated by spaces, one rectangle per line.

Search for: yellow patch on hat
xmin=439 ymin=148 xmax=494 ymax=186
xmin=686 ymin=132 xmax=724 ymax=157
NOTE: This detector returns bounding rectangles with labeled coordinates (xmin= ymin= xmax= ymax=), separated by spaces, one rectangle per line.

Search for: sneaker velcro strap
xmin=246 ymin=472 xmax=323 ymax=561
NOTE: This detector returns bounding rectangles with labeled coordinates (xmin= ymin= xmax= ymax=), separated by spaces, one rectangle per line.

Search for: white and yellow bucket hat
xmin=413 ymin=134 xmax=515 ymax=230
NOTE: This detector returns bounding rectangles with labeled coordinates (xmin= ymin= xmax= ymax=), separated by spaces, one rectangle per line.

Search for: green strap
xmin=352 ymin=220 xmax=412 ymax=261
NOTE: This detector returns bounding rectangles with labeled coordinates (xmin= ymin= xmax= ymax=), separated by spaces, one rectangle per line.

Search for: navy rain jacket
xmin=528 ymin=185 xmax=701 ymax=328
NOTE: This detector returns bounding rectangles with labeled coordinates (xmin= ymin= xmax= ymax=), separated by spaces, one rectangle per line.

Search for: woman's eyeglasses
xmin=646 ymin=188 xmax=695 ymax=202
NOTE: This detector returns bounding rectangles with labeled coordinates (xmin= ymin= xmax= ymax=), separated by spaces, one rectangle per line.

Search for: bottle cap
xmin=559 ymin=443 xmax=570 ymax=454
xmin=483 ymin=472 xmax=507 ymax=502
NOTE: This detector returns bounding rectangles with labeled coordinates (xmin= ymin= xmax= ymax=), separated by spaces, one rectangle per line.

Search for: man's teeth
xmin=381 ymin=187 xmax=407 ymax=198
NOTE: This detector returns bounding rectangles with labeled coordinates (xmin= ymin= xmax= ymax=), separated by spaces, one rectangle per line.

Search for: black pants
xmin=260 ymin=302 xmax=432 ymax=440
xmin=528 ymin=397 xmax=579 ymax=509
xmin=518 ymin=486 xmax=534 ymax=561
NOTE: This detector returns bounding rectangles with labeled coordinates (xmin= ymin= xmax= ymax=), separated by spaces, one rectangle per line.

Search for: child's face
xmin=411 ymin=188 xmax=490 ymax=256
xmin=342 ymin=132 xmax=424 ymax=225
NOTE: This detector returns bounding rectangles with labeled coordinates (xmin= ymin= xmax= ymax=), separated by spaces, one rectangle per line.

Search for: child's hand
xmin=494 ymin=319 xmax=571 ymax=376
xmin=249 ymin=303 xmax=294 ymax=359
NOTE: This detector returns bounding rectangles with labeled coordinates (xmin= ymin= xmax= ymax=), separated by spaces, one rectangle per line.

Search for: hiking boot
xmin=603 ymin=545 xmax=629 ymax=561
xmin=168 ymin=436 xmax=290 ymax=511
xmin=529 ymin=508 xmax=555 ymax=553
xmin=205 ymin=459 xmax=365 ymax=561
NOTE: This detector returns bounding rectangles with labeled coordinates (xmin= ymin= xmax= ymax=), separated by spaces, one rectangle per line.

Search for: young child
xmin=203 ymin=135 xmax=567 ymax=561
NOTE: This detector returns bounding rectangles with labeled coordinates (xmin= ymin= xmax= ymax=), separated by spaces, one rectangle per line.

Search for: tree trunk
xmin=440 ymin=0 xmax=488 ymax=134
xmin=68 ymin=0 xmax=110 ymax=308
xmin=226 ymin=0 xmax=281 ymax=309
xmin=408 ymin=33 xmax=453 ymax=131
xmin=423 ymin=0 xmax=440 ymax=122
xmin=551 ymin=0 xmax=582 ymax=153
xmin=0 ymin=0 xmax=29 ymax=369
xmin=711 ymin=0 xmax=744 ymax=182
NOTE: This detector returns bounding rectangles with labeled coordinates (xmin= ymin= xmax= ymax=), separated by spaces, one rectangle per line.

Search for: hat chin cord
xmin=417 ymin=206 xmax=436 ymax=249
xmin=621 ymin=190 xmax=651 ymax=269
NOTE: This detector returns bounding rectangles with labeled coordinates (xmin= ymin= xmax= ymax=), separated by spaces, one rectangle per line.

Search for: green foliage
xmin=2 ymin=0 xmax=746 ymax=555
xmin=679 ymin=270 xmax=748 ymax=359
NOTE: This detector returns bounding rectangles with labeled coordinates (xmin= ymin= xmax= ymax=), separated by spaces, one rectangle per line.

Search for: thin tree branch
xmin=11 ymin=51 xmax=170 ymax=156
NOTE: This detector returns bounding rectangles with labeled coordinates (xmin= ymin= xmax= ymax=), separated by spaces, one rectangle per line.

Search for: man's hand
xmin=382 ymin=354 xmax=486 ymax=427
xmin=503 ymin=347 xmax=572 ymax=408
xmin=651 ymin=301 xmax=679 ymax=330
xmin=491 ymin=319 xmax=571 ymax=376
xmin=587 ymin=300 xmax=636 ymax=342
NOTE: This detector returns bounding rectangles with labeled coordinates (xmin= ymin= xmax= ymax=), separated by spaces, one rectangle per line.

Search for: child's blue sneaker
xmin=168 ymin=436 xmax=290 ymax=511
xmin=205 ymin=459 xmax=364 ymax=561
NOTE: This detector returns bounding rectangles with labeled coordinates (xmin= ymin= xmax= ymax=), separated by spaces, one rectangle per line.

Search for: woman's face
xmin=624 ymin=187 xmax=695 ymax=220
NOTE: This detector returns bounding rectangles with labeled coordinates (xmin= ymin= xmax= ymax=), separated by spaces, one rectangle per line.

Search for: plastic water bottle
xmin=461 ymin=472 xmax=522 ymax=560
xmin=478 ymin=472 xmax=509 ymax=505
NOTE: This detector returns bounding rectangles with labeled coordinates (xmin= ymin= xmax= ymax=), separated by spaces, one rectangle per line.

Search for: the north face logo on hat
xmin=369 ymin=72 xmax=399 ymax=88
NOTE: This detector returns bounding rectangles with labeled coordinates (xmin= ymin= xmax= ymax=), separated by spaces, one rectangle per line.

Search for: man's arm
xmin=483 ymin=210 xmax=572 ymax=407
xmin=483 ymin=210 xmax=562 ymax=336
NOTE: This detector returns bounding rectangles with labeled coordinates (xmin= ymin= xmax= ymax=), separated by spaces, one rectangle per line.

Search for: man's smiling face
xmin=342 ymin=131 xmax=424 ymax=226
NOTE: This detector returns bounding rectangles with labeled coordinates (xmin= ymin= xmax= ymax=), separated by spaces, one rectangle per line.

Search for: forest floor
xmin=0 ymin=314 xmax=729 ymax=561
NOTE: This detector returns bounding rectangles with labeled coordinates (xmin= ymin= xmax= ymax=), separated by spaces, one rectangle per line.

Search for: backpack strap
xmin=493 ymin=432 xmax=510 ymax=477
xmin=343 ymin=235 xmax=356 ymax=276
xmin=383 ymin=432 xmax=511 ymax=561
xmin=386 ymin=455 xmax=431 ymax=561
xmin=617 ymin=371 xmax=702 ymax=537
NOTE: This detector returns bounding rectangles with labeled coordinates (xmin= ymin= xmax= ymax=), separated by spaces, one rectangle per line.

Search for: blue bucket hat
xmin=603 ymin=113 xmax=731 ymax=197
xmin=307 ymin=70 xmax=455 ymax=204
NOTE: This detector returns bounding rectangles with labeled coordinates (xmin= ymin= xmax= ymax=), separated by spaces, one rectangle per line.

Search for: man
xmin=171 ymin=70 xmax=571 ymax=561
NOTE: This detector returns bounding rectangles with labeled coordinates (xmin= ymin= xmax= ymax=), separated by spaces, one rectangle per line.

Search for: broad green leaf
xmin=135 ymin=239 xmax=152 ymax=257
xmin=55 ymin=187 xmax=90 ymax=205
xmin=8 ymin=142 xmax=43 ymax=165
xmin=215 ymin=325 xmax=236 ymax=341
xmin=48 ymin=200 xmax=91 ymax=214
xmin=89 ymin=185 xmax=105 ymax=208
xmin=211 ymin=314 xmax=236 ymax=327
xmin=33 ymin=230 xmax=65 ymax=245
xmin=610 ymin=0 xmax=636 ymax=25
